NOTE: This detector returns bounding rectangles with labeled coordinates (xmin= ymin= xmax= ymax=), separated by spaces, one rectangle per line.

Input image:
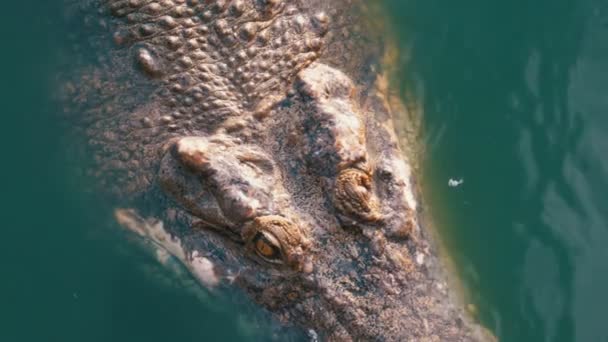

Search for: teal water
xmin=3 ymin=1 xmax=608 ymax=341
xmin=385 ymin=0 xmax=608 ymax=341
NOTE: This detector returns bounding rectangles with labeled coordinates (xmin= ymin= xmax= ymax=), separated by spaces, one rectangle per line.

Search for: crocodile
xmin=59 ymin=0 xmax=495 ymax=340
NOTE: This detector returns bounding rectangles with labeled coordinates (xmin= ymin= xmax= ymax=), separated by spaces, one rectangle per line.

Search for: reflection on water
xmin=385 ymin=0 xmax=608 ymax=341
xmin=4 ymin=0 xmax=608 ymax=341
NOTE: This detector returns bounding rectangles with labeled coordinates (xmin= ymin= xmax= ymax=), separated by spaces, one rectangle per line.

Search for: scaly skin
xmin=60 ymin=0 xmax=495 ymax=340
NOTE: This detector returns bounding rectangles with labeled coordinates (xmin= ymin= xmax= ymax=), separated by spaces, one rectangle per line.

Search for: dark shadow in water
xmin=383 ymin=0 xmax=598 ymax=341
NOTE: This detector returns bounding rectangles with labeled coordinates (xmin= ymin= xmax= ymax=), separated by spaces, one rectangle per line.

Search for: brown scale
xmin=105 ymin=0 xmax=328 ymax=132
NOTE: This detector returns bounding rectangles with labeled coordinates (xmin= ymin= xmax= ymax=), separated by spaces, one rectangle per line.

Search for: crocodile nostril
xmin=333 ymin=168 xmax=383 ymax=222
xmin=377 ymin=167 xmax=395 ymax=182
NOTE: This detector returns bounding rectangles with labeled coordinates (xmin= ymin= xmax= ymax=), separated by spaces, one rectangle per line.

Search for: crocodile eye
xmin=243 ymin=215 xmax=305 ymax=267
xmin=253 ymin=231 xmax=283 ymax=263
xmin=334 ymin=168 xmax=382 ymax=222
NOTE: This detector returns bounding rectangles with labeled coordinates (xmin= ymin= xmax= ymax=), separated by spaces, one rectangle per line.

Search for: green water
xmin=3 ymin=1 xmax=608 ymax=341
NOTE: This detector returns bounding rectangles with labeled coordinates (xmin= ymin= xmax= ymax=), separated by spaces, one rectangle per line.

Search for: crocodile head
xmin=115 ymin=62 xmax=440 ymax=340
xmin=61 ymin=0 xmax=491 ymax=340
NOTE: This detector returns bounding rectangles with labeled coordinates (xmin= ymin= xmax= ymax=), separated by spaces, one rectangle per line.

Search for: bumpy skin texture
xmin=61 ymin=0 xmax=494 ymax=341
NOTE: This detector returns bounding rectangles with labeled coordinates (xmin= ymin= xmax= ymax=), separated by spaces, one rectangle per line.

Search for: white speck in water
xmin=448 ymin=178 xmax=464 ymax=187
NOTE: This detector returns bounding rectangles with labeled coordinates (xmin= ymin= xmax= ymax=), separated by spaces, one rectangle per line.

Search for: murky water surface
xmin=3 ymin=1 xmax=608 ymax=341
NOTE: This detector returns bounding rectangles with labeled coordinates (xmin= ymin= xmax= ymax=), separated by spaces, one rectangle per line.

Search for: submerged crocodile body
xmin=61 ymin=0 xmax=494 ymax=340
